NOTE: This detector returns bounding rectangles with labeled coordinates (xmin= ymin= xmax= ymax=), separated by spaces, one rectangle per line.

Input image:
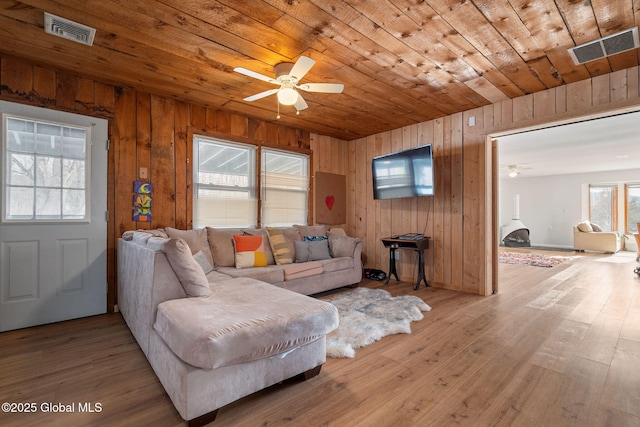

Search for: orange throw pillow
xmin=233 ymin=235 xmax=267 ymax=268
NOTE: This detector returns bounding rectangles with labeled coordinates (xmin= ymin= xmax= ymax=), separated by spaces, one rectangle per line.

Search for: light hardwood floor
xmin=1 ymin=250 xmax=639 ymax=426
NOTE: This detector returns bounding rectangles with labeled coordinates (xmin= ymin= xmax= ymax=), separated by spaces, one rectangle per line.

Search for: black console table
xmin=381 ymin=235 xmax=430 ymax=290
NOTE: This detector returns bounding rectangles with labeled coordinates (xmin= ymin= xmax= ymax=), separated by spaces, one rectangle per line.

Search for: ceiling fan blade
xmin=297 ymin=83 xmax=344 ymax=93
xmin=295 ymin=94 xmax=308 ymax=111
xmin=289 ymin=56 xmax=315 ymax=81
xmin=234 ymin=67 xmax=278 ymax=84
xmin=243 ymin=88 xmax=279 ymax=102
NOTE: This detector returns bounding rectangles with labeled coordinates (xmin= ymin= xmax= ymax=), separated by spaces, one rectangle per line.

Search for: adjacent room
xmin=1 ymin=2 xmax=639 ymax=426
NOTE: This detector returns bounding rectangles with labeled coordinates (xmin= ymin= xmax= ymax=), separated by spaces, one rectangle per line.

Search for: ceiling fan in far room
xmin=500 ymin=164 xmax=533 ymax=178
xmin=233 ymin=56 xmax=344 ymax=117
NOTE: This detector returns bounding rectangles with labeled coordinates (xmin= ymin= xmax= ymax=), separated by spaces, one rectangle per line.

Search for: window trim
xmin=2 ymin=112 xmax=93 ymax=224
xmin=624 ymin=183 xmax=640 ymax=234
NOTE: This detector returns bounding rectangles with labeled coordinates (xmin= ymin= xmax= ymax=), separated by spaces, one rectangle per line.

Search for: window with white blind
xmin=261 ymin=149 xmax=309 ymax=227
xmin=192 ymin=136 xmax=309 ymax=228
xmin=193 ymin=137 xmax=257 ymax=228
xmin=2 ymin=114 xmax=90 ymax=222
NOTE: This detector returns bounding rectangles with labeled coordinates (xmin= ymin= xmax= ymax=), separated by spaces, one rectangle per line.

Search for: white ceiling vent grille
xmin=44 ymin=12 xmax=96 ymax=46
xmin=568 ymin=27 xmax=639 ymax=65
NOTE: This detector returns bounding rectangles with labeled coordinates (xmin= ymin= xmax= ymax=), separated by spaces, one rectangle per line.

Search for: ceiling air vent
xmin=44 ymin=12 xmax=96 ymax=46
xmin=568 ymin=26 xmax=639 ymax=65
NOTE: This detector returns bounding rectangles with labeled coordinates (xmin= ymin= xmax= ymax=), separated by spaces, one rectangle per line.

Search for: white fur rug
xmin=323 ymin=287 xmax=431 ymax=358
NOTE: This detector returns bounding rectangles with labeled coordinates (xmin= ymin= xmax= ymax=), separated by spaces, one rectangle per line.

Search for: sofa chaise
xmin=118 ymin=225 xmax=362 ymax=425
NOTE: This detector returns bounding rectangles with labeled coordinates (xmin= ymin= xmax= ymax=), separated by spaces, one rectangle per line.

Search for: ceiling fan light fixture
xmin=508 ymin=169 xmax=519 ymax=178
xmin=277 ymin=87 xmax=298 ymax=105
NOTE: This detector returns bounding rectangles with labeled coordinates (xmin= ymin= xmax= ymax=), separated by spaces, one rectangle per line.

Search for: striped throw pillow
xmin=266 ymin=227 xmax=293 ymax=265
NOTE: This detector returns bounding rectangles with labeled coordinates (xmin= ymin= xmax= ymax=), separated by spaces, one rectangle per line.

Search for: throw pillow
xmin=266 ymin=227 xmax=293 ymax=265
xmin=233 ymin=234 xmax=267 ymax=268
xmin=162 ymin=238 xmax=211 ymax=297
xmin=304 ymin=234 xmax=331 ymax=257
xmin=590 ymin=223 xmax=603 ymax=232
xmin=294 ymin=240 xmax=332 ymax=262
xmin=329 ymin=234 xmax=359 ymax=258
xmin=577 ymin=221 xmax=593 ymax=232
xmin=242 ymin=228 xmax=275 ymax=265
xmin=193 ymin=250 xmax=215 ymax=274
xmin=304 ymin=235 xmax=328 ymax=242
xmin=165 ymin=227 xmax=214 ymax=267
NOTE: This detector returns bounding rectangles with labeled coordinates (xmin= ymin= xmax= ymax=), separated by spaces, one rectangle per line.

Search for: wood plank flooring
xmin=1 ymin=249 xmax=639 ymax=426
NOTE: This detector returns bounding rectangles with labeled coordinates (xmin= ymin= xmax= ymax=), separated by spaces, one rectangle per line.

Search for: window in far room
xmin=625 ymin=183 xmax=640 ymax=234
xmin=589 ymin=184 xmax=617 ymax=231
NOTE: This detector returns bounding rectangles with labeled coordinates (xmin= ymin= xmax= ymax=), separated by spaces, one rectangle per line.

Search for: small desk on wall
xmin=381 ymin=235 xmax=430 ymax=290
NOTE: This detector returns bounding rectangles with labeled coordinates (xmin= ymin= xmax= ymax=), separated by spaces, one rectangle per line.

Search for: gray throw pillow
xmin=294 ymin=240 xmax=332 ymax=262
xmin=193 ymin=250 xmax=215 ymax=274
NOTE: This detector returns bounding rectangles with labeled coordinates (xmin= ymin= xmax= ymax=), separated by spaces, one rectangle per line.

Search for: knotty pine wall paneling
xmin=0 ymin=55 xmax=312 ymax=312
xmin=2 ymin=54 xmax=639 ymax=304
xmin=332 ymin=66 xmax=640 ymax=295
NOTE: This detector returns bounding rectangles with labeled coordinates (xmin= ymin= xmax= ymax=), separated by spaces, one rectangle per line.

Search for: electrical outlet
xmin=395 ymin=251 xmax=400 ymax=260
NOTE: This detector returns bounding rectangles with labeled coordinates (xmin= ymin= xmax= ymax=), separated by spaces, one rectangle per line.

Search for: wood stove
xmin=501 ymin=194 xmax=531 ymax=248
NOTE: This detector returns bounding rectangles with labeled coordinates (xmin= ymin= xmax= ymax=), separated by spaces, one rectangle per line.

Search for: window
xmin=192 ymin=136 xmax=309 ymax=229
xmin=625 ymin=184 xmax=640 ymax=233
xmin=3 ymin=115 xmax=90 ymax=222
xmin=261 ymin=149 xmax=309 ymax=226
xmin=193 ymin=137 xmax=257 ymax=228
xmin=589 ymin=185 xmax=617 ymax=231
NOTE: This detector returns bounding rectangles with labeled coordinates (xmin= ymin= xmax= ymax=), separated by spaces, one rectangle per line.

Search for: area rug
xmin=499 ymin=251 xmax=572 ymax=268
xmin=323 ymin=287 xmax=431 ymax=358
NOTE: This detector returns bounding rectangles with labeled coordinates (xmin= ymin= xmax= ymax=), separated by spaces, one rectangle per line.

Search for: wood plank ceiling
xmin=0 ymin=1 xmax=639 ymax=140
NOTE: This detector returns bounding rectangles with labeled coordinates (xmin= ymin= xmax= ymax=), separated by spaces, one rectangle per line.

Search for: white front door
xmin=0 ymin=101 xmax=108 ymax=332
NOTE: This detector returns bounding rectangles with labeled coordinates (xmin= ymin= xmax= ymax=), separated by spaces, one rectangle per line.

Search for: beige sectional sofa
xmin=117 ymin=225 xmax=362 ymax=425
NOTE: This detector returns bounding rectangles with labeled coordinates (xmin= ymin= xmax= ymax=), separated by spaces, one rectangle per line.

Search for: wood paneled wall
xmin=312 ymin=67 xmax=640 ymax=295
xmin=0 ymin=55 xmax=310 ymax=311
xmin=3 ymin=53 xmax=640 ymax=302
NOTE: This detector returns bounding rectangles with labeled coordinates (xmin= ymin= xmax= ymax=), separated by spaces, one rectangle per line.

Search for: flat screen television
xmin=372 ymin=144 xmax=434 ymax=200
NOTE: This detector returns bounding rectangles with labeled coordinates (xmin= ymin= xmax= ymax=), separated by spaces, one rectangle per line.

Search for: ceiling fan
xmin=233 ymin=56 xmax=344 ymax=115
xmin=500 ymin=164 xmax=533 ymax=177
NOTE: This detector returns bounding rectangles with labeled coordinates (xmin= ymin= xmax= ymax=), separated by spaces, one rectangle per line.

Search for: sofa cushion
xmin=206 ymin=227 xmax=242 ymax=267
xmin=233 ymin=234 xmax=268 ymax=268
xmin=284 ymin=261 xmax=323 ymax=280
xmin=205 ymin=270 xmax=233 ymax=283
xmin=294 ymin=240 xmax=332 ymax=262
xmin=590 ymin=222 xmax=603 ymax=232
xmin=162 ymin=238 xmax=211 ymax=297
xmin=293 ymin=224 xmax=327 ymax=237
xmin=319 ymin=256 xmax=355 ymax=273
xmin=153 ymin=278 xmax=339 ymax=370
xmin=217 ymin=265 xmax=285 ymax=284
xmin=165 ymin=227 xmax=214 ymax=267
xmin=266 ymin=227 xmax=293 ymax=265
